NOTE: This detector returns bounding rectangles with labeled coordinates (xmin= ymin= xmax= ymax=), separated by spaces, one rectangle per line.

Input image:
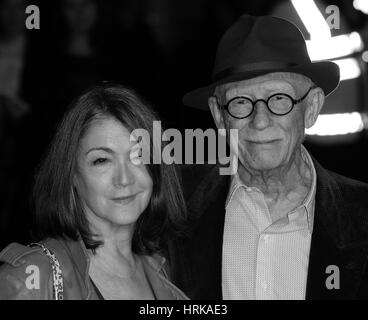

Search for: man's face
xmin=213 ymin=73 xmax=312 ymax=172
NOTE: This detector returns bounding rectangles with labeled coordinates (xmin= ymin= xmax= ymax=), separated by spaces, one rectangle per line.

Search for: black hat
xmin=183 ymin=14 xmax=340 ymax=110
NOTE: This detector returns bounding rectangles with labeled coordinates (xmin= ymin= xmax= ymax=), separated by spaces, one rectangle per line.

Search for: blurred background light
xmin=331 ymin=57 xmax=361 ymax=80
xmin=306 ymin=32 xmax=364 ymax=61
xmin=362 ymin=51 xmax=368 ymax=62
xmin=353 ymin=0 xmax=368 ymax=14
xmin=291 ymin=0 xmax=364 ymax=83
xmin=306 ymin=112 xmax=366 ymax=136
xmin=291 ymin=0 xmax=331 ymax=39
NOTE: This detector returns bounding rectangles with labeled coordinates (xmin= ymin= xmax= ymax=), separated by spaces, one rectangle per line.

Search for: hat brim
xmin=183 ymin=61 xmax=340 ymax=110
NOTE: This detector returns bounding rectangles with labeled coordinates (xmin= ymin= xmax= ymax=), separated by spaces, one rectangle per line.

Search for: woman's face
xmin=74 ymin=117 xmax=153 ymax=231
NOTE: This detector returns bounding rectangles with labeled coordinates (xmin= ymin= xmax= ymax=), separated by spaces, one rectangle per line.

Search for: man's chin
xmin=245 ymin=157 xmax=284 ymax=172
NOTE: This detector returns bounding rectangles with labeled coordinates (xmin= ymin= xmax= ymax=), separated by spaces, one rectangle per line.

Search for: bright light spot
xmin=291 ymin=0 xmax=364 ymax=61
xmin=353 ymin=0 xmax=368 ymax=14
xmin=331 ymin=58 xmax=361 ymax=80
xmin=306 ymin=112 xmax=365 ymax=136
xmin=306 ymin=32 xmax=364 ymax=60
xmin=363 ymin=51 xmax=368 ymax=62
xmin=349 ymin=32 xmax=364 ymax=51
xmin=291 ymin=0 xmax=331 ymax=40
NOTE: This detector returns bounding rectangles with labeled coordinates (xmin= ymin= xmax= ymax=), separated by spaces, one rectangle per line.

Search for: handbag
xmin=28 ymin=243 xmax=64 ymax=300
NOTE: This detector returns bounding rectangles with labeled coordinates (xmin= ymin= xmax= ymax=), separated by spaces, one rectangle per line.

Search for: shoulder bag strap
xmin=28 ymin=242 xmax=64 ymax=300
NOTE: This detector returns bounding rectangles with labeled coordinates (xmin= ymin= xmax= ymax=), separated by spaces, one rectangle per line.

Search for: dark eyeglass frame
xmin=221 ymin=85 xmax=316 ymax=119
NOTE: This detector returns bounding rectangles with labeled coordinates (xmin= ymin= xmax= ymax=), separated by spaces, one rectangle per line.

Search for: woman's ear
xmin=304 ymin=87 xmax=325 ymax=129
xmin=208 ymin=96 xmax=226 ymax=133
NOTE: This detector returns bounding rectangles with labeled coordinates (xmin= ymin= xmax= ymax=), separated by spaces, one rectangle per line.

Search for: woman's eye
xmin=92 ymin=158 xmax=108 ymax=166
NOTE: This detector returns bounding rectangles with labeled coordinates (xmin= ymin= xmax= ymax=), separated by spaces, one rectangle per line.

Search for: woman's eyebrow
xmin=85 ymin=147 xmax=114 ymax=156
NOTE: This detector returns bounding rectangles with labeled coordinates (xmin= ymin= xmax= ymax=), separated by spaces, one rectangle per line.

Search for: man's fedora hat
xmin=183 ymin=14 xmax=340 ymax=110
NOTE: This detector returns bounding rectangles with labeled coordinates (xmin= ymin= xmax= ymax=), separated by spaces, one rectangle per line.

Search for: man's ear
xmin=304 ymin=87 xmax=325 ymax=129
xmin=208 ymin=96 xmax=226 ymax=131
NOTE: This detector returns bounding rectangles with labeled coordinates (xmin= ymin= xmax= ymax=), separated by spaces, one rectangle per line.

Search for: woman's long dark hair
xmin=33 ymin=82 xmax=187 ymax=255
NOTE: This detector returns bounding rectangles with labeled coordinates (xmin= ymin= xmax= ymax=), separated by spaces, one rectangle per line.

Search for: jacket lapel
xmin=142 ymin=255 xmax=173 ymax=300
xmin=142 ymin=255 xmax=189 ymax=300
xmin=306 ymin=160 xmax=368 ymax=299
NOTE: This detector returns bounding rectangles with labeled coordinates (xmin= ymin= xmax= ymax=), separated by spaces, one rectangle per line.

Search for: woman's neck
xmin=88 ymin=220 xmax=137 ymax=278
xmin=90 ymin=236 xmax=137 ymax=278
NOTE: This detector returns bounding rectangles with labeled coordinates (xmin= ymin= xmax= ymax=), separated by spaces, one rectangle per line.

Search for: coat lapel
xmin=306 ymin=160 xmax=368 ymax=299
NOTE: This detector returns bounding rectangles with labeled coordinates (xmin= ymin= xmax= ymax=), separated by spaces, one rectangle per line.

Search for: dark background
xmin=0 ymin=0 xmax=368 ymax=249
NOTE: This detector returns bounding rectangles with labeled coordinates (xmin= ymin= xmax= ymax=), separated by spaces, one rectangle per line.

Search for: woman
xmin=0 ymin=83 xmax=188 ymax=300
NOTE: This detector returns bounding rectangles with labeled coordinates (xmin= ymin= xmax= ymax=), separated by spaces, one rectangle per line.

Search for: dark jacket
xmin=0 ymin=238 xmax=188 ymax=300
xmin=168 ymin=157 xmax=368 ymax=299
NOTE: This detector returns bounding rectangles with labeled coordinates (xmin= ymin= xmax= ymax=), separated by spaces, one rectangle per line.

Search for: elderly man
xmin=168 ymin=14 xmax=368 ymax=300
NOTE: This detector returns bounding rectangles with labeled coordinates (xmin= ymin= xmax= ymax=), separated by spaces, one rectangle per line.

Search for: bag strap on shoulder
xmin=29 ymin=242 xmax=64 ymax=300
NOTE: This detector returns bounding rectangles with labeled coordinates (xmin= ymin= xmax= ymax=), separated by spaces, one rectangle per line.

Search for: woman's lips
xmin=111 ymin=194 xmax=137 ymax=204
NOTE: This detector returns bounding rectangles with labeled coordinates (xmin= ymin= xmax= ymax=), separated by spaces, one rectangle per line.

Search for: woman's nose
xmin=114 ymin=161 xmax=135 ymax=187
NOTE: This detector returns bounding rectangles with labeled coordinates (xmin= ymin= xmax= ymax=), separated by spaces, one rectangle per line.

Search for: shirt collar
xmin=226 ymin=145 xmax=316 ymax=231
xmin=300 ymin=145 xmax=316 ymax=231
xmin=225 ymin=168 xmax=247 ymax=208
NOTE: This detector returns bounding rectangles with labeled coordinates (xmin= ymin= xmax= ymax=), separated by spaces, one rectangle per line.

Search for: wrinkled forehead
xmin=214 ymin=72 xmax=313 ymax=99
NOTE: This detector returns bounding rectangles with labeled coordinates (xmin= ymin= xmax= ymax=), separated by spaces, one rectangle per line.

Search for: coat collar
xmin=142 ymin=254 xmax=188 ymax=299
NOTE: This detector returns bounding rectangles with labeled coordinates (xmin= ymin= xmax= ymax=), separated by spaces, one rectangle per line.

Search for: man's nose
xmin=249 ymin=100 xmax=272 ymax=130
xmin=114 ymin=161 xmax=135 ymax=187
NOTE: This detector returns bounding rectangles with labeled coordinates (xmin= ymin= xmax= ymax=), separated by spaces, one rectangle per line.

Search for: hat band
xmin=213 ymin=61 xmax=299 ymax=82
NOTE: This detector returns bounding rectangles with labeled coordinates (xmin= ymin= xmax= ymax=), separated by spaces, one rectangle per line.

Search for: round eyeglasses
xmin=221 ymin=86 xmax=316 ymax=119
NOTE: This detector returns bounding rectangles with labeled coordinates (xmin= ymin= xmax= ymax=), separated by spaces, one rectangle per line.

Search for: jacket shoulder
xmin=0 ymin=243 xmax=53 ymax=299
xmin=317 ymin=166 xmax=368 ymax=245
xmin=325 ymin=169 xmax=368 ymax=205
xmin=0 ymin=243 xmax=43 ymax=267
